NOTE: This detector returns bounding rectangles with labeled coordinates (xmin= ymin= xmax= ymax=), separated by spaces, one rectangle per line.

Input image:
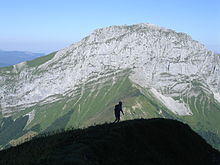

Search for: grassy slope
xmin=0 ymin=70 xmax=176 ymax=147
xmin=1 ymin=70 xmax=220 ymax=151
xmin=1 ymin=53 xmax=220 ymax=151
xmin=26 ymin=52 xmax=56 ymax=68
xmin=178 ymin=84 xmax=220 ymax=150
xmin=0 ymin=119 xmax=219 ymax=165
xmin=0 ymin=116 xmax=29 ymax=149
xmin=25 ymin=70 xmax=177 ymax=132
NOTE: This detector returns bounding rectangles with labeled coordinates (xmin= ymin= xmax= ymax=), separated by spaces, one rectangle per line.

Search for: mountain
xmin=0 ymin=119 xmax=220 ymax=165
xmin=0 ymin=50 xmax=45 ymax=67
xmin=0 ymin=23 xmax=220 ymax=150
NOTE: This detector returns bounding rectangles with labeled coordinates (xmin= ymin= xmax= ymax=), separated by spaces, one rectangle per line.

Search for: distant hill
xmin=0 ymin=119 xmax=219 ymax=165
xmin=0 ymin=50 xmax=45 ymax=67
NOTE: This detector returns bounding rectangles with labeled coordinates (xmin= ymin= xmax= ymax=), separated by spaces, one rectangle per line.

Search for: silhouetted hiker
xmin=114 ymin=101 xmax=124 ymax=123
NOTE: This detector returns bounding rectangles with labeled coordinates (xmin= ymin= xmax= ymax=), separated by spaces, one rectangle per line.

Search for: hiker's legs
xmin=116 ymin=114 xmax=120 ymax=122
xmin=114 ymin=114 xmax=120 ymax=123
xmin=114 ymin=113 xmax=117 ymax=123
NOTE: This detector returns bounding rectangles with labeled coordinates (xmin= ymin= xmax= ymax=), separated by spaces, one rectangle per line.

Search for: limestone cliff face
xmin=0 ymin=23 xmax=219 ymax=116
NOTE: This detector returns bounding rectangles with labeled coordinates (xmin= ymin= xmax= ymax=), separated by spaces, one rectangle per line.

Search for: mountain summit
xmin=1 ymin=23 xmax=219 ymax=114
xmin=0 ymin=23 xmax=220 ymax=149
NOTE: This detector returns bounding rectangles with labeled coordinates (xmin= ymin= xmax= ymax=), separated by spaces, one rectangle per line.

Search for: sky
xmin=0 ymin=0 xmax=219 ymax=54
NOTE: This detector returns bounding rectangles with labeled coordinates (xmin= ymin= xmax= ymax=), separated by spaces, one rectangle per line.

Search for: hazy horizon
xmin=0 ymin=0 xmax=219 ymax=54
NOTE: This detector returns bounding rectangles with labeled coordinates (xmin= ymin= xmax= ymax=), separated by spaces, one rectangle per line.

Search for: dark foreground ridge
xmin=0 ymin=118 xmax=220 ymax=165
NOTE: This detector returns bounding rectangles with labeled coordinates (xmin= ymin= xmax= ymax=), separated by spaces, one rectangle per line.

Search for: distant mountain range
xmin=0 ymin=50 xmax=45 ymax=67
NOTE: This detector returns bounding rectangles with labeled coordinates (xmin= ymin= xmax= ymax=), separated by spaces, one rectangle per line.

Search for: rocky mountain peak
xmin=0 ymin=23 xmax=219 ymax=116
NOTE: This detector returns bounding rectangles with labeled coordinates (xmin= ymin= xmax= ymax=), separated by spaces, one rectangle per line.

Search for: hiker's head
xmin=119 ymin=101 xmax=122 ymax=105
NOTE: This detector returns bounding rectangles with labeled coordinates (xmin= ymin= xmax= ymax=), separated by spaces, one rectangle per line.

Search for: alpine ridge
xmin=0 ymin=23 xmax=220 ymax=150
xmin=1 ymin=119 xmax=220 ymax=165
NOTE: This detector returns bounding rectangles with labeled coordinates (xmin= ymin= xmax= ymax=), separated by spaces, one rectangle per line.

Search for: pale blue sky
xmin=0 ymin=0 xmax=219 ymax=53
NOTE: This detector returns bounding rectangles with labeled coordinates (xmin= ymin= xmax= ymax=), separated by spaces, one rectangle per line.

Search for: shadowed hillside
xmin=0 ymin=119 xmax=220 ymax=165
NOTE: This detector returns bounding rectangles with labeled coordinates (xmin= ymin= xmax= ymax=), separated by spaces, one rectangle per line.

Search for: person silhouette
xmin=114 ymin=101 xmax=124 ymax=123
